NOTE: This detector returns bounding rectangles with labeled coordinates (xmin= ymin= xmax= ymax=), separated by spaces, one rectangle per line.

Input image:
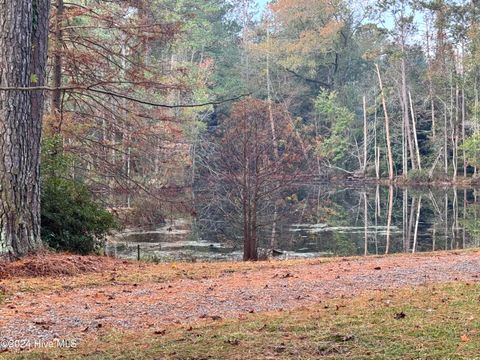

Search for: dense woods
xmin=3 ymin=2 xmax=480 ymax=358
xmin=1 ymin=0 xmax=480 ymax=259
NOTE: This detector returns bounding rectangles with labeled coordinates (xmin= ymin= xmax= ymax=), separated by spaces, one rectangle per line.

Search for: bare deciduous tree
xmin=198 ymin=98 xmax=305 ymax=260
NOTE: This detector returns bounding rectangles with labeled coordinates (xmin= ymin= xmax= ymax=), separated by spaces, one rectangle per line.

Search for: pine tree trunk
xmin=0 ymin=0 xmax=50 ymax=258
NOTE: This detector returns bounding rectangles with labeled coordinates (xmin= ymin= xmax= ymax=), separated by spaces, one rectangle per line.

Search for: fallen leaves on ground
xmin=0 ymin=250 xmax=479 ymax=347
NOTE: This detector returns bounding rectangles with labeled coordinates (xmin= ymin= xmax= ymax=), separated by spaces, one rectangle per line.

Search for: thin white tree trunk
xmin=444 ymin=103 xmax=448 ymax=175
xmin=385 ymin=185 xmax=394 ymax=254
xmin=266 ymin=23 xmax=279 ymax=249
xmin=462 ymin=82 xmax=466 ymax=177
xmin=364 ymin=192 xmax=368 ymax=256
xmin=408 ymin=91 xmax=422 ymax=170
xmin=374 ymin=98 xmax=380 ymax=180
xmin=402 ymin=189 xmax=408 ymax=251
xmin=375 ymin=64 xmax=394 ymax=181
xmin=412 ymin=195 xmax=422 ymax=253
xmin=374 ymin=185 xmax=380 ymax=255
xmin=363 ymin=95 xmax=368 ymax=175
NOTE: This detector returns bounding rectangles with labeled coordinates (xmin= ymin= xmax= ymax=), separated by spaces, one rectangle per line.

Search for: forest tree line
xmin=1 ymin=0 xmax=479 ymax=259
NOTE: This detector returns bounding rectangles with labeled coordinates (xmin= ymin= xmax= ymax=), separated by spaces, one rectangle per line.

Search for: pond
xmin=106 ymin=185 xmax=480 ymax=261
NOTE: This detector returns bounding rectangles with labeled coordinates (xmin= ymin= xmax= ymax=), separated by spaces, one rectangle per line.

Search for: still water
xmin=106 ymin=185 xmax=480 ymax=261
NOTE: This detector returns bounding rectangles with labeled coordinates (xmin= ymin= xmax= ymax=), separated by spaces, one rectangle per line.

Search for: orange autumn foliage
xmin=267 ymin=0 xmax=344 ymax=72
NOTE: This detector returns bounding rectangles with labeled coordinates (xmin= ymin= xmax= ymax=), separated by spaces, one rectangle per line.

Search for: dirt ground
xmin=1 ymin=251 xmax=479 ymax=345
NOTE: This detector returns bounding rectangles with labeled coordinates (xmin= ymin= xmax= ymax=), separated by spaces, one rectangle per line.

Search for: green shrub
xmin=40 ymin=136 xmax=116 ymax=255
xmin=462 ymin=132 xmax=480 ymax=168
xmin=406 ymin=169 xmax=431 ymax=183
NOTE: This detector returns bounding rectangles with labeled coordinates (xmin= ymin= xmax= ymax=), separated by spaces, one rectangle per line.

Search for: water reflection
xmin=107 ymin=186 xmax=480 ymax=261
xmin=277 ymin=185 xmax=480 ymax=257
xmin=106 ymin=219 xmax=241 ymax=261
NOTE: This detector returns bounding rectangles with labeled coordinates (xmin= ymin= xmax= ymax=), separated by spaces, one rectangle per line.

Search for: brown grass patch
xmin=0 ymin=253 xmax=129 ymax=279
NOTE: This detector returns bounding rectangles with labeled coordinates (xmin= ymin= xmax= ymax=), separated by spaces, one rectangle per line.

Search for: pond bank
xmin=108 ymin=184 xmax=480 ymax=262
xmin=0 ymin=250 xmax=479 ymax=358
xmin=324 ymin=175 xmax=480 ymax=189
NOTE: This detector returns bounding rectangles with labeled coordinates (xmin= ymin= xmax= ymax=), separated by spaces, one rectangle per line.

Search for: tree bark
xmin=0 ymin=0 xmax=51 ymax=258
